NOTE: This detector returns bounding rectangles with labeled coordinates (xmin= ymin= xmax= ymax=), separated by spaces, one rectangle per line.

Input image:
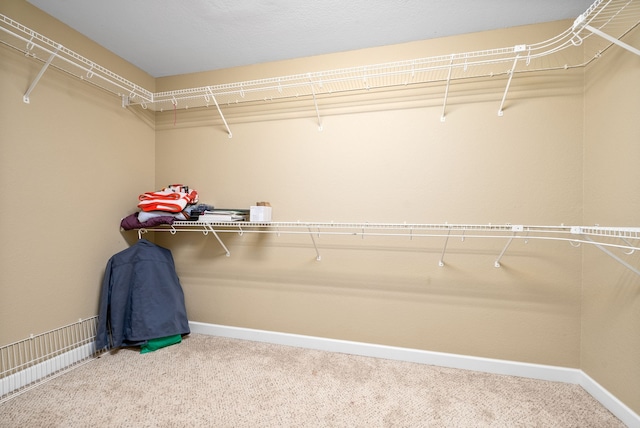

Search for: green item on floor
xmin=140 ymin=334 xmax=182 ymax=354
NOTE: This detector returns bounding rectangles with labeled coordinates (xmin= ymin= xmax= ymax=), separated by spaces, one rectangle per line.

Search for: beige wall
xmin=155 ymin=19 xmax=585 ymax=368
xmin=0 ymin=1 xmax=155 ymax=344
xmin=582 ymin=25 xmax=640 ymax=412
xmin=2 ymin=0 xmax=639 ymax=416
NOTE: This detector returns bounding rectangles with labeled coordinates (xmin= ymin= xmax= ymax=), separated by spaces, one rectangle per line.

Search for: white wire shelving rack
xmin=0 ymin=15 xmax=153 ymax=106
xmin=0 ymin=317 xmax=100 ymax=404
xmin=137 ymin=222 xmax=640 ymax=276
xmin=3 ymin=2 xmax=638 ymax=272
xmin=1 ymin=0 xmax=638 ymax=136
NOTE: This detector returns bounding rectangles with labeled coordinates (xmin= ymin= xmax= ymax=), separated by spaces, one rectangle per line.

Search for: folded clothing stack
xmin=120 ymin=184 xmax=214 ymax=230
xmin=138 ymin=184 xmax=199 ymax=213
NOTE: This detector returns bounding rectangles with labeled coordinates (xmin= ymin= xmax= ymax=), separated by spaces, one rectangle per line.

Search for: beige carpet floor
xmin=0 ymin=333 xmax=624 ymax=427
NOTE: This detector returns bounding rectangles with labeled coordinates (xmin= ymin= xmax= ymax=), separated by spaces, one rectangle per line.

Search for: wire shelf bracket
xmin=439 ymin=227 xmax=452 ymax=267
xmin=205 ymin=223 xmax=231 ymax=256
xmin=440 ymin=55 xmax=455 ymax=122
xmin=494 ymin=231 xmax=516 ymax=268
xmin=310 ymin=83 xmax=323 ymax=132
xmin=206 ymin=87 xmax=233 ymax=138
xmin=23 ymin=44 xmax=59 ymax=103
xmin=497 ymin=55 xmax=520 ymax=117
xmin=307 ymin=227 xmax=322 ymax=261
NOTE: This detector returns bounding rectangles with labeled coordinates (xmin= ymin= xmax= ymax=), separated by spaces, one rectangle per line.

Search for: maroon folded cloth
xmin=120 ymin=212 xmax=175 ymax=230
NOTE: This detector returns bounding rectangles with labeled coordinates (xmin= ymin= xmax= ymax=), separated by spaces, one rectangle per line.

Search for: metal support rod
xmin=439 ymin=228 xmax=452 ymax=267
xmin=497 ymin=55 xmax=520 ymax=116
xmin=584 ymin=236 xmax=640 ymax=276
xmin=495 ymin=233 xmax=516 ymax=267
xmin=205 ymin=224 xmax=231 ymax=257
xmin=441 ymin=55 xmax=455 ymax=122
xmin=584 ymin=24 xmax=640 ymax=57
xmin=207 ymin=87 xmax=232 ymax=138
xmin=307 ymin=227 xmax=322 ymax=261
xmin=23 ymin=45 xmax=60 ymax=103
xmin=310 ymin=84 xmax=323 ymax=131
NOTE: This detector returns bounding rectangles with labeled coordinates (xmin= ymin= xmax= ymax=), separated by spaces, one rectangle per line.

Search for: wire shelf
xmin=156 ymin=221 xmax=638 ymax=245
xmin=1 ymin=0 xmax=638 ymax=115
xmin=136 ymin=221 xmax=640 ymax=274
xmin=0 ymin=15 xmax=153 ymax=105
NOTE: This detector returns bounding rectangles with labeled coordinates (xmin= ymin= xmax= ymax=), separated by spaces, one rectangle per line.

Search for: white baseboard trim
xmin=579 ymin=372 xmax=640 ymax=428
xmin=189 ymin=321 xmax=640 ymax=428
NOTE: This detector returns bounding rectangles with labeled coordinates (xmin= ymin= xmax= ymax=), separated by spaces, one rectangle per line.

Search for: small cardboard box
xmin=250 ymin=206 xmax=272 ymax=222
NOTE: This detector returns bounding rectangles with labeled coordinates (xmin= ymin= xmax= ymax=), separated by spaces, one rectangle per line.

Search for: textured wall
xmin=154 ymin=21 xmax=585 ymax=368
xmin=0 ymin=1 xmax=155 ymax=344
xmin=582 ymin=25 xmax=640 ymax=414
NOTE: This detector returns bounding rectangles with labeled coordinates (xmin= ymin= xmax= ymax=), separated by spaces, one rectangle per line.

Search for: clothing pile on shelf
xmin=120 ymin=184 xmax=214 ymax=230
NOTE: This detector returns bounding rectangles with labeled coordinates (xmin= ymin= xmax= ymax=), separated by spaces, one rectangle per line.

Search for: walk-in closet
xmin=1 ymin=0 xmax=639 ymax=425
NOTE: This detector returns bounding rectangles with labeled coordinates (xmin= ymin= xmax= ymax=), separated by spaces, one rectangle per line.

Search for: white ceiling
xmin=26 ymin=0 xmax=592 ymax=78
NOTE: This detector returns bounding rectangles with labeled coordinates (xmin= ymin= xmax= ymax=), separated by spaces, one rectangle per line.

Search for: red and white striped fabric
xmin=138 ymin=186 xmax=199 ymax=213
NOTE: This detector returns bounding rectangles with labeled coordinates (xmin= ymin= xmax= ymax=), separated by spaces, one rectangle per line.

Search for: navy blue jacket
xmin=96 ymin=239 xmax=190 ymax=350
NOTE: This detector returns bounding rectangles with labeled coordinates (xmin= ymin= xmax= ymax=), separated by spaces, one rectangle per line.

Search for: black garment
xmin=96 ymin=239 xmax=190 ymax=350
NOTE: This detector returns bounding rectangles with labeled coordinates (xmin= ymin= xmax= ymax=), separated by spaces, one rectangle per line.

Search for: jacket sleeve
xmin=95 ymin=258 xmax=113 ymax=350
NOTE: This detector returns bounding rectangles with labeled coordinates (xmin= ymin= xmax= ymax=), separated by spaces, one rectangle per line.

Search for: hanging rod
xmin=137 ymin=221 xmax=640 ymax=275
xmin=1 ymin=0 xmax=637 ymax=124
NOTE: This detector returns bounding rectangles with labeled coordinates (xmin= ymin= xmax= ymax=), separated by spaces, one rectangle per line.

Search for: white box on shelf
xmin=250 ymin=206 xmax=272 ymax=222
